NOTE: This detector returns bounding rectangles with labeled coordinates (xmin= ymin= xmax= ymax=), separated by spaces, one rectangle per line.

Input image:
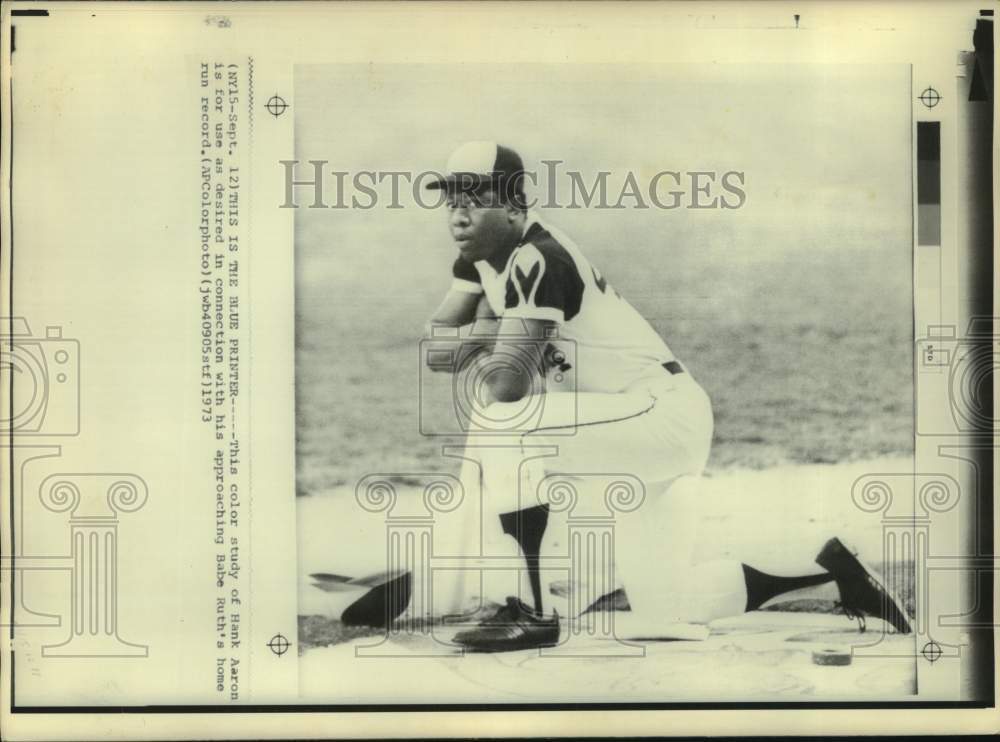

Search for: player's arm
xmin=427 ymin=290 xmax=481 ymax=328
xmin=482 ymin=317 xmax=554 ymax=403
xmin=426 ymin=256 xmax=487 ymax=328
xmin=424 ymin=293 xmax=499 ymax=373
xmin=424 ymin=258 xmax=498 ymax=373
xmin=480 ymin=243 xmax=579 ymax=403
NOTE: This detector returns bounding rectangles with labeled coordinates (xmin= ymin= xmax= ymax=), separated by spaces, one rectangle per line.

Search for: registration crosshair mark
xmin=921 ymin=641 xmax=942 ymax=663
xmin=918 ymin=87 xmax=941 ymax=109
xmin=267 ymin=633 xmax=291 ymax=656
xmin=266 ymin=94 xmax=288 ymax=117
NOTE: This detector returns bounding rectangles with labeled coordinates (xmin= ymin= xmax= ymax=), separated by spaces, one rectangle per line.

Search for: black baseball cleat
xmin=815 ymin=537 xmax=912 ymax=634
xmin=451 ymin=596 xmax=559 ymax=652
xmin=339 ymin=571 xmax=411 ymax=628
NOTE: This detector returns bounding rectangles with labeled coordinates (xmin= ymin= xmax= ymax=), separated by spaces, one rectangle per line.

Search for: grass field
xmin=295 ymin=212 xmax=913 ymax=495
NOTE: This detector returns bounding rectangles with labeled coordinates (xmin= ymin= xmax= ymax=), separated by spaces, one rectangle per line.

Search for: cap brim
xmin=424 ymin=173 xmax=495 ymax=190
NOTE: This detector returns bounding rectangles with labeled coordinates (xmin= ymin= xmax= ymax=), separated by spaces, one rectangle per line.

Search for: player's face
xmin=446 ymin=188 xmax=515 ymax=263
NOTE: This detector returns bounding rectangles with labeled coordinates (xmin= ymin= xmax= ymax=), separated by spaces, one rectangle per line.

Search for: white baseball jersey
xmin=450 ymin=212 xmax=677 ymax=394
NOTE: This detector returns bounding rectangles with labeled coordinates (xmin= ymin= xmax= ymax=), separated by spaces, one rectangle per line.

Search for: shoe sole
xmin=457 ymin=639 xmax=560 ymax=653
xmin=452 ymin=623 xmax=561 ymax=653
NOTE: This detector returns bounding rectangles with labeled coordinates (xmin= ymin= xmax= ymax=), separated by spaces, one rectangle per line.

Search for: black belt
xmin=662 ymin=360 xmax=684 ymax=375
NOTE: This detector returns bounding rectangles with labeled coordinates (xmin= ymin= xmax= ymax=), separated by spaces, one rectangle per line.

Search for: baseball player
xmin=423 ymin=141 xmax=911 ymax=652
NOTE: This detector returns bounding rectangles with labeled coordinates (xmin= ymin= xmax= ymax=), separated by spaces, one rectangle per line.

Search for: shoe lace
xmin=482 ymin=597 xmax=528 ymax=625
xmin=835 ymin=600 xmax=867 ymax=632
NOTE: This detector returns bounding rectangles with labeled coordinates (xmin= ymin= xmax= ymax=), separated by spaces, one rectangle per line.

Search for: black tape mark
xmin=11 ymin=9 xmax=48 ymax=16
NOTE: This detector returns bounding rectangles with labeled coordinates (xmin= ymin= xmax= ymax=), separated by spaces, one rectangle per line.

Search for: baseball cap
xmin=426 ymin=141 xmax=525 ymax=205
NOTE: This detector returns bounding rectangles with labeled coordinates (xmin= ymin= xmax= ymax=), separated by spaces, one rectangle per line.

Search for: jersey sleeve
xmin=503 ymin=244 xmax=584 ymax=323
xmin=450 ymin=257 xmax=484 ymax=294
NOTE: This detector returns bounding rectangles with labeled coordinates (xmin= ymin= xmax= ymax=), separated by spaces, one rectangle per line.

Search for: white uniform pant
xmin=440 ymin=369 xmax=748 ymax=625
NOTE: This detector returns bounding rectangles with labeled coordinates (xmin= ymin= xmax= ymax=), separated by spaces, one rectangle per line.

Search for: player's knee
xmin=480 ymin=399 xmax=534 ymax=425
xmin=661 ymin=475 xmax=703 ymax=514
xmin=667 ymin=474 xmax=702 ymax=499
xmin=472 ymin=395 xmax=556 ymax=439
